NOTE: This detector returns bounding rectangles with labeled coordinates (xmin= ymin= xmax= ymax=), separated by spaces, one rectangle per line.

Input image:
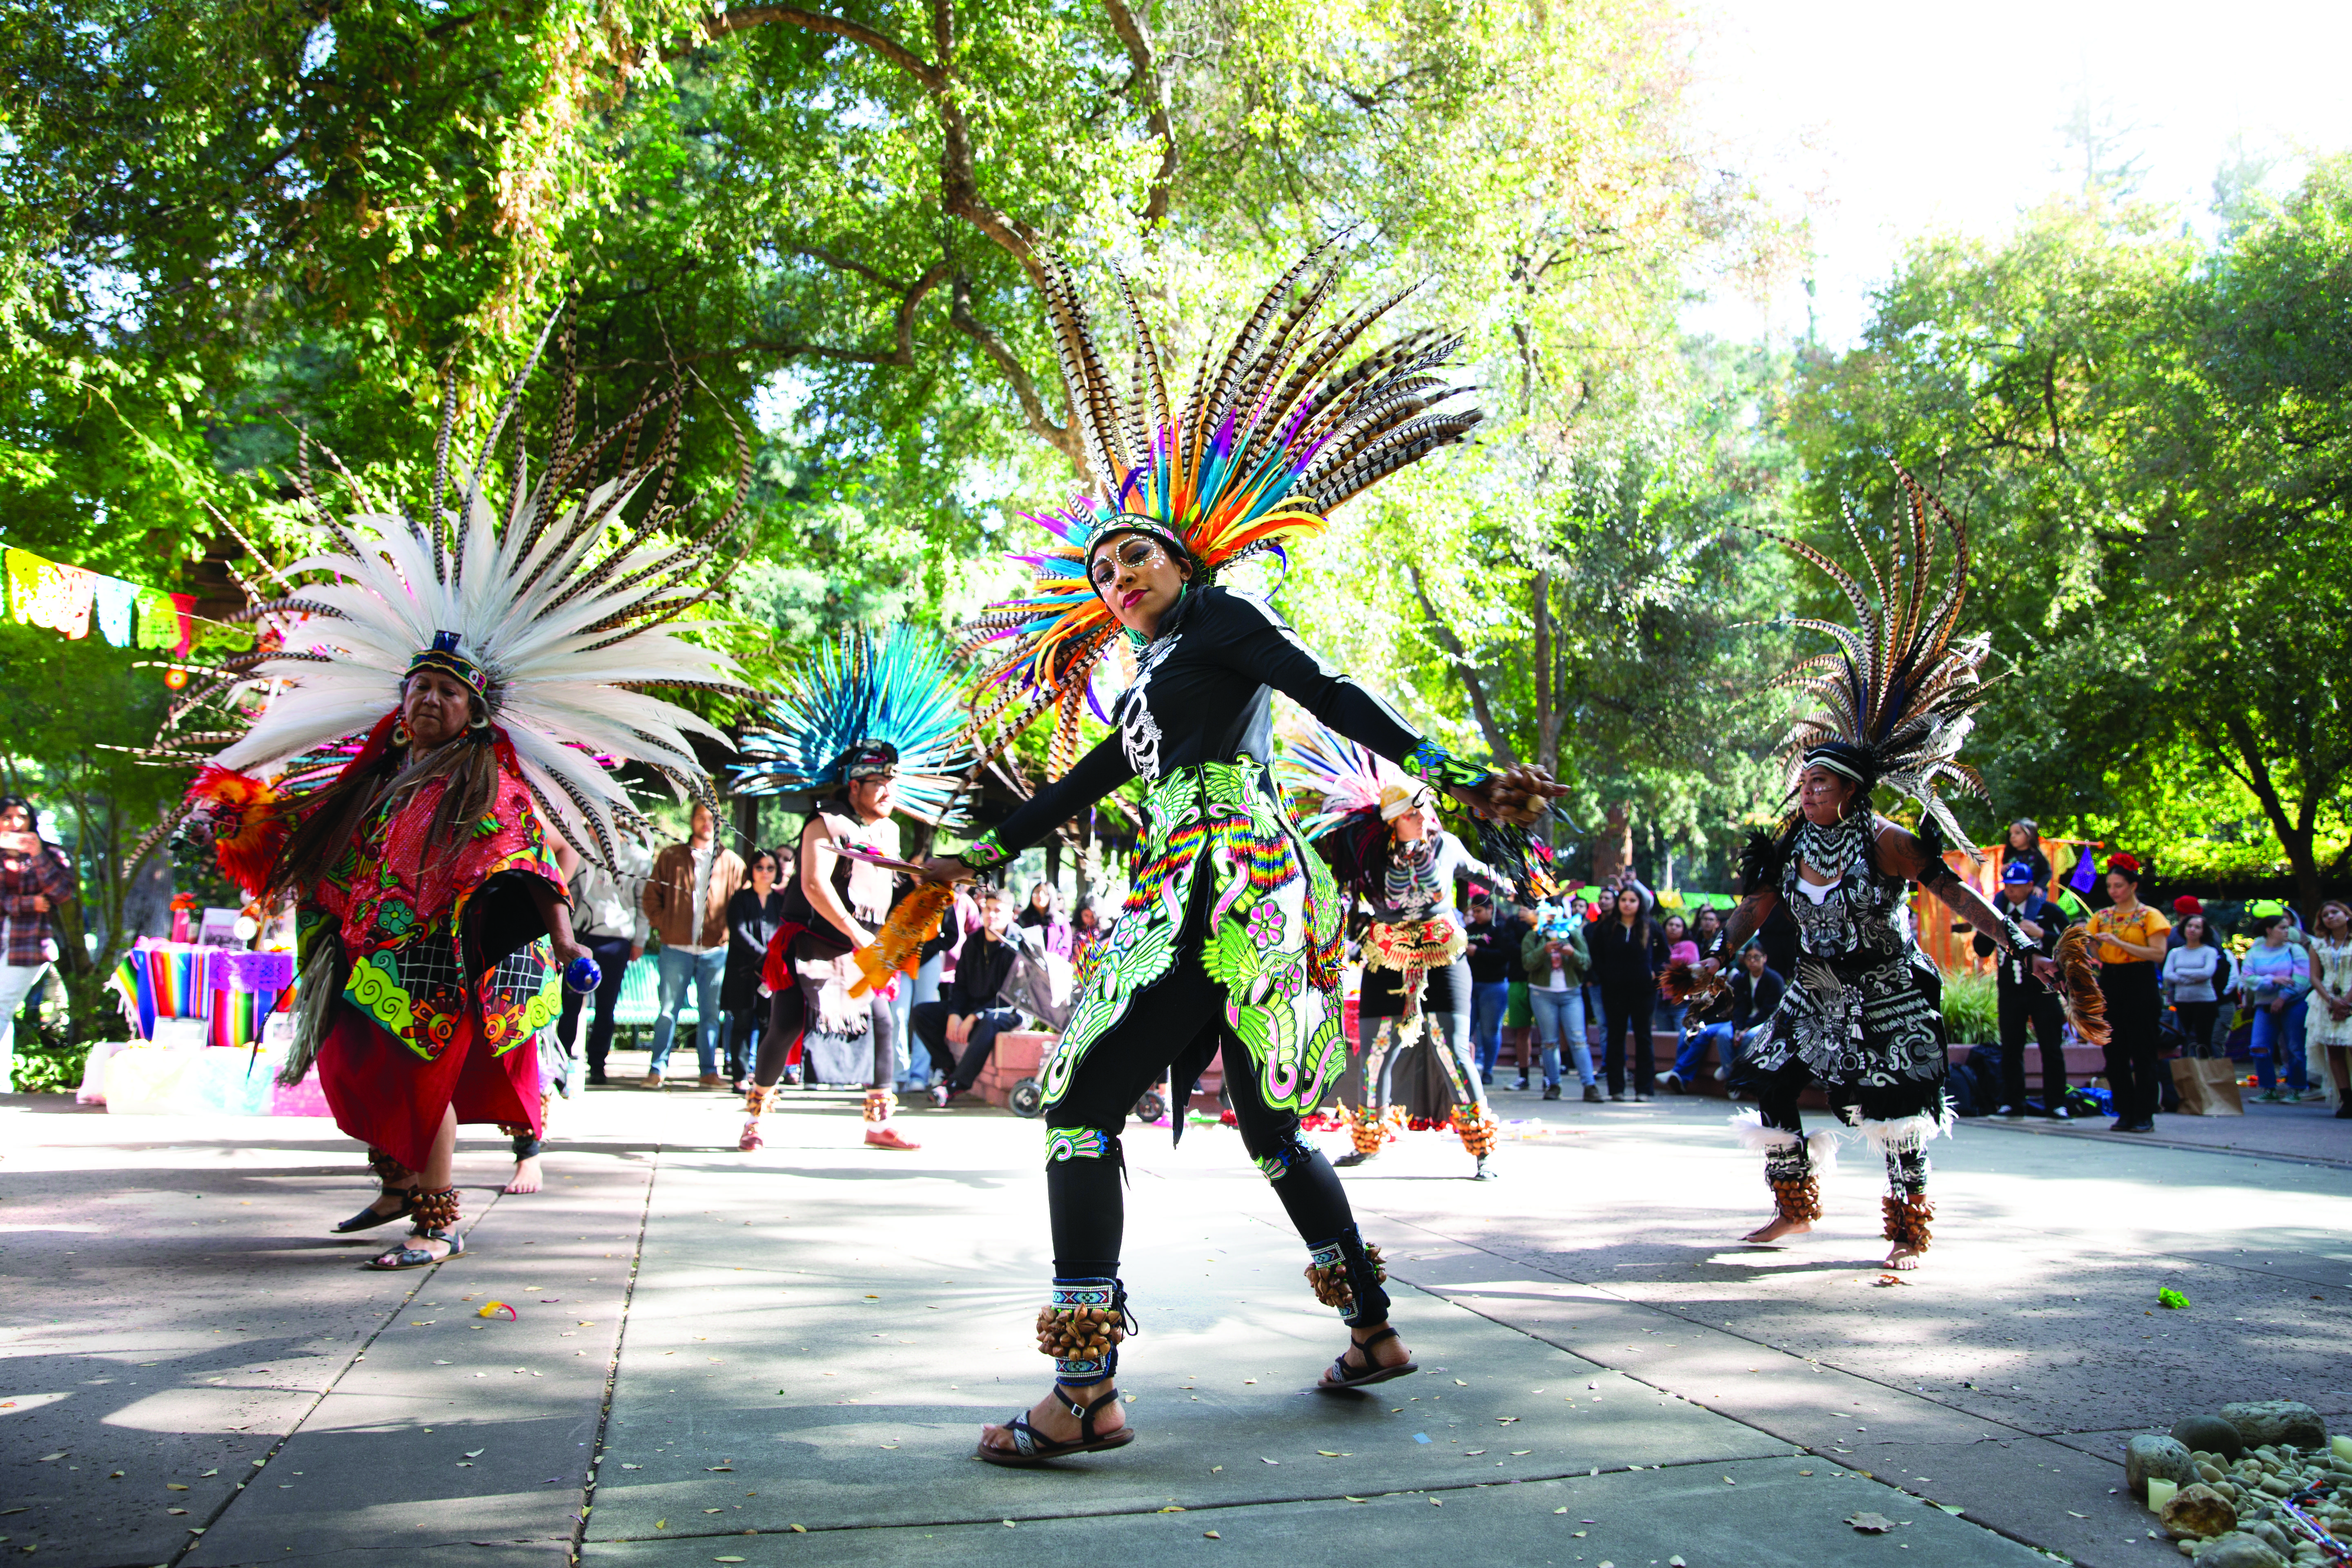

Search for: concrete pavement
xmin=4 ymin=1062 xmax=2347 ymax=1568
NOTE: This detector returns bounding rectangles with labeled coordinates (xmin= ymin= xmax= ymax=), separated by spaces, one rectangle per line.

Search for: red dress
xmin=304 ymin=750 xmax=565 ymax=1172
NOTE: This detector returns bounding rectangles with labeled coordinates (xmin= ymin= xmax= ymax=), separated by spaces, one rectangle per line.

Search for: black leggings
xmin=1599 ymin=986 xmax=1655 ymax=1096
xmin=753 ymin=939 xmax=897 ymax=1091
xmin=1041 ymin=879 xmax=1359 ymax=1300
xmin=2174 ymin=1000 xmax=2220 ymax=1058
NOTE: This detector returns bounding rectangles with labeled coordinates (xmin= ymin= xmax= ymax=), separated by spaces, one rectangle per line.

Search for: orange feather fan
xmin=2052 ymin=925 xmax=2111 ymax=1049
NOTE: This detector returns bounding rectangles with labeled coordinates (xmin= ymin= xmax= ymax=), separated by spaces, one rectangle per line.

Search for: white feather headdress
xmin=211 ymin=304 xmax=754 ymax=871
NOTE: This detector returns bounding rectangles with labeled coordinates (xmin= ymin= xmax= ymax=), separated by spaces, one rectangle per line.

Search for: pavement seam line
xmin=583 ymin=1455 xmax=1813 ymax=1542
xmin=570 ymin=1140 xmax=662 ymax=1568
xmin=1382 ymin=1265 xmax=2090 ymax=1565
xmin=157 ymin=1178 xmax=517 ymax=1568
xmin=1349 ymin=1207 xmax=2099 ymax=1457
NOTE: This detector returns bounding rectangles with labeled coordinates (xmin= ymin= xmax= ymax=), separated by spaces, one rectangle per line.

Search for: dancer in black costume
xmin=1706 ymin=468 xmax=2081 ymax=1270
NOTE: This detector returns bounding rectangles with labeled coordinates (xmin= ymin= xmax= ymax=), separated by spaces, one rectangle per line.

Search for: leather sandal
xmin=1318 ymin=1324 xmax=1417 ymax=1390
xmin=365 ymin=1227 xmax=464 ymax=1271
xmin=975 ymin=1383 xmax=1136 ymax=1467
xmin=332 ymin=1190 xmax=415 ymax=1234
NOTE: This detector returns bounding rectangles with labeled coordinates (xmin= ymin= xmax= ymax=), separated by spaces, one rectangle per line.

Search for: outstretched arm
xmin=1878 ymin=822 xmax=2059 ymax=982
xmin=1214 ymin=595 xmax=1564 ymax=824
xmin=919 ymin=734 xmax=1138 ymax=885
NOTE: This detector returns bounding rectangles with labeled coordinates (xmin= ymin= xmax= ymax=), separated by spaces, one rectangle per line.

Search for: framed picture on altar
xmin=198 ymin=907 xmax=243 ymax=947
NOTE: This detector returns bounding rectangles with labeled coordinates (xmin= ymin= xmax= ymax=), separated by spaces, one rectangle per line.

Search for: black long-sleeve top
xmin=1729 ymin=964 xmax=1786 ymax=1031
xmin=973 ymin=586 xmax=1459 ymax=858
xmin=1586 ymin=915 xmax=1668 ymax=994
xmin=720 ymin=887 xmax=788 ymax=1013
xmin=1466 ymin=918 xmax=1514 ymax=984
xmin=945 ymin=933 xmax=1016 ymax=1015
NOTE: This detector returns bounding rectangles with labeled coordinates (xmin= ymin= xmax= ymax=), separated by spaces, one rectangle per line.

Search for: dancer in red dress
xmin=181 ymin=313 xmax=748 ymax=1267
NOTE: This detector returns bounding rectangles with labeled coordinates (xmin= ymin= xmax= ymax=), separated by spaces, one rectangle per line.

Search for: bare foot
xmin=978 ymin=1382 xmax=1125 ymax=1455
xmin=1743 ymin=1214 xmax=1812 ymax=1245
xmin=1318 ymin=1323 xmax=1413 ymax=1389
xmin=1882 ymin=1244 xmax=1922 ymax=1271
xmin=503 ymin=1155 xmax=543 ymax=1195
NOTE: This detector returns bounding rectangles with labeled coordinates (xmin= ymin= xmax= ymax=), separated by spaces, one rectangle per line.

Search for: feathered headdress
xmin=203 ymin=302 xmax=754 ymax=871
xmin=1760 ymin=463 xmax=1993 ymax=861
xmin=1275 ymin=726 xmax=1419 ymax=842
xmin=1276 ymin=721 xmax=1557 ymax=899
xmin=732 ymin=626 xmax=975 ymax=825
xmin=956 ymin=236 xmax=1483 ymax=776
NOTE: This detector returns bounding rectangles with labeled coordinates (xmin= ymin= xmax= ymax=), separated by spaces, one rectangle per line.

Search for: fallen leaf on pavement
xmin=1846 ymin=1512 xmax=1897 ymax=1534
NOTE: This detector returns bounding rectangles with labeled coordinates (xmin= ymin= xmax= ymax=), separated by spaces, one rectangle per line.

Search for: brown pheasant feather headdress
xmin=1761 ymin=463 xmax=1993 ymax=861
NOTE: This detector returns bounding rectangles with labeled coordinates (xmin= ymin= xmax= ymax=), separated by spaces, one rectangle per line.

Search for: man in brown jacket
xmin=640 ymin=802 xmax=746 ymax=1087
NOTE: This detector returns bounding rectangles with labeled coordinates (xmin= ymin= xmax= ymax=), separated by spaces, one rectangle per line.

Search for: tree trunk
xmin=1533 ymin=571 xmax=1561 ymax=780
xmin=2216 ymin=714 xmax=2324 ymax=920
xmin=1405 ymin=566 xmax=1518 ymax=767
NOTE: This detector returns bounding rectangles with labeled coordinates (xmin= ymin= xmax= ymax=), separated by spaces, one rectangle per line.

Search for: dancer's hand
xmin=2030 ymin=956 xmax=2058 ymax=986
xmin=915 ymin=855 xmax=978 ymax=886
xmin=1448 ymin=764 xmax=1566 ymax=826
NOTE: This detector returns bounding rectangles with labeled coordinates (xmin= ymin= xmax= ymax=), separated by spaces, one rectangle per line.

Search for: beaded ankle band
xmin=1881 ymin=1193 xmax=1933 ymax=1252
xmin=1304 ymin=1229 xmax=1390 ymax=1326
xmin=744 ymin=1084 xmax=770 ymax=1116
xmin=1346 ymin=1106 xmax=1386 ymax=1157
xmin=862 ymin=1088 xmax=895 ymax=1123
xmin=1451 ymin=1106 xmax=1499 ymax=1158
xmin=367 ymin=1149 xmax=411 ymax=1186
xmin=1036 ymin=1278 xmax=1128 ymax=1387
xmin=412 ymin=1186 xmax=461 ymax=1235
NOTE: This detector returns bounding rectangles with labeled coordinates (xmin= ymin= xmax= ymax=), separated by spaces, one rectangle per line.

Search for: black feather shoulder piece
xmin=1739 ymin=827 xmax=1793 ymax=896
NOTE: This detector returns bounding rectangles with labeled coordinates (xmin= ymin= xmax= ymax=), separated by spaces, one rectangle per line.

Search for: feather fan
xmin=200 ymin=301 xmax=751 ymax=873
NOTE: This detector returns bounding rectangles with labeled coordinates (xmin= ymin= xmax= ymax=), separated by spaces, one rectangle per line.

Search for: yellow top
xmin=2087 ymin=903 xmax=2169 ymax=965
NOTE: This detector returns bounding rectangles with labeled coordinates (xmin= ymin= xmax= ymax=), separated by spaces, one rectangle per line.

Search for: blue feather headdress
xmin=734 ymin=626 xmax=975 ymax=825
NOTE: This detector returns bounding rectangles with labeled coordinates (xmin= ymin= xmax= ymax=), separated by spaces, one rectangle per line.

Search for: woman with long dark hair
xmin=1589 ymin=885 xmax=1668 ymax=1100
xmin=2161 ymin=912 xmax=2222 ymax=1058
xmin=2004 ymin=820 xmax=2052 ymax=889
xmin=1019 ymin=881 xmax=1075 ymax=959
xmin=2237 ymin=907 xmax=2312 ymax=1103
xmin=722 ymin=850 xmax=788 ymax=1093
xmin=2086 ymin=855 xmax=2170 ymax=1131
xmin=915 ymin=244 xmax=1556 ymax=1464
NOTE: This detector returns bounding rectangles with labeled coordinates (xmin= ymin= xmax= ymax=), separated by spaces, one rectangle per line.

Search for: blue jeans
xmin=1470 ymin=980 xmax=1509 ymax=1079
xmin=650 ymin=945 xmax=725 ymax=1076
xmin=1680 ymin=1021 xmax=1734 ymax=1080
xmin=2251 ymin=996 xmax=2310 ymax=1093
xmin=1528 ymin=986 xmax=1593 ymax=1087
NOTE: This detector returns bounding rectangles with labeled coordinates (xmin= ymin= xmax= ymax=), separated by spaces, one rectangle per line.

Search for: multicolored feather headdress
xmin=1275 ymin=725 xmax=1417 ymax=844
xmin=957 ymin=236 xmax=1483 ymax=775
xmin=204 ymin=302 xmax=755 ymax=873
xmin=1276 ymin=720 xmax=1557 ymax=899
xmin=732 ymin=626 xmax=975 ymax=826
xmin=1761 ymin=463 xmax=1993 ymax=860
